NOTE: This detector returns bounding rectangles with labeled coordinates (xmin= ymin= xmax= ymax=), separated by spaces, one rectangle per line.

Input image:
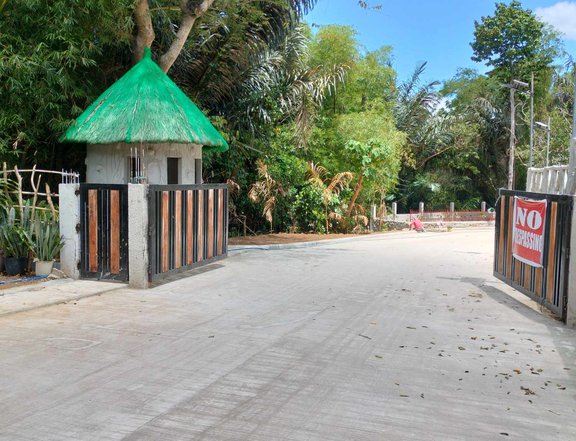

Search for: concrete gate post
xmin=128 ymin=184 xmax=150 ymax=289
xmin=566 ymin=195 xmax=576 ymax=328
xmin=370 ymin=204 xmax=377 ymax=232
xmin=392 ymin=202 xmax=397 ymax=220
xmin=59 ymin=183 xmax=81 ymax=280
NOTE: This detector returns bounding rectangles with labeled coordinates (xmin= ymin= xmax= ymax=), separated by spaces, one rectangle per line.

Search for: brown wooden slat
xmin=110 ymin=190 xmax=120 ymax=274
xmin=174 ymin=191 xmax=182 ymax=269
xmin=207 ymin=189 xmax=214 ymax=259
xmin=197 ymin=190 xmax=204 ymax=261
xmin=498 ymin=196 xmax=506 ymax=273
xmin=506 ymin=196 xmax=514 ymax=278
xmin=546 ymin=202 xmax=558 ymax=303
xmin=217 ymin=189 xmax=224 ymax=255
xmin=513 ymin=258 xmax=521 ymax=284
xmin=162 ymin=191 xmax=169 ymax=273
xmin=523 ymin=264 xmax=531 ymax=290
xmin=88 ymin=189 xmax=98 ymax=273
xmin=187 ymin=190 xmax=193 ymax=265
xmin=535 ymin=267 xmax=543 ymax=297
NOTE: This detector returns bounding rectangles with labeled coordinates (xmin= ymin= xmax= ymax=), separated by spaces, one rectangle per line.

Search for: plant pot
xmin=35 ymin=260 xmax=54 ymax=276
xmin=5 ymin=257 xmax=28 ymax=276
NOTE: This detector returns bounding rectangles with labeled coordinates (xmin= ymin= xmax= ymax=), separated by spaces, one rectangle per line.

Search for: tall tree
xmin=470 ymin=0 xmax=560 ymax=82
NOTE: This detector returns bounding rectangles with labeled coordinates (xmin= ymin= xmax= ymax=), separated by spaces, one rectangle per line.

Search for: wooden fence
xmin=148 ymin=184 xmax=228 ymax=282
xmin=494 ymin=189 xmax=573 ymax=320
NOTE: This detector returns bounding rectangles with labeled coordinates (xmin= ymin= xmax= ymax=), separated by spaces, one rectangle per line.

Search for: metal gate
xmin=148 ymin=184 xmax=228 ymax=282
xmin=79 ymin=184 xmax=129 ymax=281
xmin=494 ymin=189 xmax=572 ymax=320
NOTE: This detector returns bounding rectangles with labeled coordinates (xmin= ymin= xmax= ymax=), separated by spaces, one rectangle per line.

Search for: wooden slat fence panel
xmin=80 ymin=184 xmax=129 ymax=281
xmin=148 ymin=184 xmax=228 ymax=282
xmin=494 ymin=189 xmax=572 ymax=320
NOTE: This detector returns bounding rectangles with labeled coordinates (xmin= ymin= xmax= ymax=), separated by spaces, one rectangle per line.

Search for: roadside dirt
xmin=0 ymin=274 xmax=46 ymax=290
xmin=228 ymin=232 xmax=381 ymax=246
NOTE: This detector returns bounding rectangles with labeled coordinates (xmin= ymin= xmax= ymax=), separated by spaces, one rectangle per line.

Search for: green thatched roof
xmin=61 ymin=48 xmax=228 ymax=151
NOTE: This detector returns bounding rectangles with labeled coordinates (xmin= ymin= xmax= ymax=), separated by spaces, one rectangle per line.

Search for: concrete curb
xmin=228 ymin=226 xmax=496 ymax=252
xmin=228 ymin=231 xmax=408 ymax=252
xmin=0 ymin=279 xmax=126 ymax=318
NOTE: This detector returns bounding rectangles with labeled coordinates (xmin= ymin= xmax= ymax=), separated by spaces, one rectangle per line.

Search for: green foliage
xmin=293 ymin=183 xmax=326 ymax=233
xmin=338 ymin=105 xmax=405 ymax=198
xmin=470 ymin=1 xmax=561 ymax=82
xmin=309 ymin=25 xmax=359 ymax=71
xmin=0 ymin=0 xmax=134 ymax=165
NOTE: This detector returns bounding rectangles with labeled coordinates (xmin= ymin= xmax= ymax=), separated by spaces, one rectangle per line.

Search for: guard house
xmin=62 ymin=48 xmax=228 ymax=184
xmin=60 ymin=48 xmax=229 ymax=288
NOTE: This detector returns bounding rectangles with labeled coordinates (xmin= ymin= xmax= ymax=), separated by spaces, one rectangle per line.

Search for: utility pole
xmin=508 ymin=79 xmax=529 ymax=190
xmin=568 ymin=67 xmax=576 ymax=194
xmin=508 ymin=84 xmax=516 ymax=189
xmin=529 ymin=72 xmax=534 ymax=168
xmin=536 ymin=119 xmax=552 ymax=167
xmin=546 ymin=116 xmax=551 ymax=167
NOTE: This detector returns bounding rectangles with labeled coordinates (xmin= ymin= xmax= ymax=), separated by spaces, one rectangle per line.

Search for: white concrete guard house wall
xmin=59 ymin=183 xmax=81 ymax=280
xmin=86 ymin=143 xmax=202 ymax=184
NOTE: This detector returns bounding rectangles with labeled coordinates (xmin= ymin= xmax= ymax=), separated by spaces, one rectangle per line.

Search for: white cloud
xmin=536 ymin=2 xmax=576 ymax=40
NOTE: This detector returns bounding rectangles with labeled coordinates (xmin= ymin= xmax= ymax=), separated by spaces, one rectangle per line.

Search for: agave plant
xmin=0 ymin=223 xmax=32 ymax=258
xmin=31 ymin=219 xmax=63 ymax=262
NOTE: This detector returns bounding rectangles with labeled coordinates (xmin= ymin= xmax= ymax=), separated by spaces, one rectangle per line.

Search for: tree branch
xmin=159 ymin=0 xmax=215 ymax=73
xmin=418 ymin=146 xmax=453 ymax=169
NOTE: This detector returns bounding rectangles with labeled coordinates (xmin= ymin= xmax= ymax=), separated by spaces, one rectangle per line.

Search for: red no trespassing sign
xmin=512 ymin=197 xmax=547 ymax=267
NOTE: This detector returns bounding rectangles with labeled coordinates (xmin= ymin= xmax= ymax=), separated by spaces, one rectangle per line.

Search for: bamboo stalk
xmin=2 ymin=162 xmax=8 ymax=201
xmin=30 ymin=165 xmax=40 ymax=223
xmin=46 ymin=183 xmax=57 ymax=220
xmin=14 ymin=166 xmax=24 ymax=221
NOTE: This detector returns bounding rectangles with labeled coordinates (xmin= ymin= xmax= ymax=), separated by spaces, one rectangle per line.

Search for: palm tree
xmin=306 ymin=162 xmax=353 ymax=233
xmin=248 ymin=160 xmax=285 ymax=231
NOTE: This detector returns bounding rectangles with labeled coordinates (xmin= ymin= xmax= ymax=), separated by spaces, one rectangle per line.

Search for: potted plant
xmin=31 ymin=220 xmax=63 ymax=276
xmin=0 ymin=223 xmax=32 ymax=275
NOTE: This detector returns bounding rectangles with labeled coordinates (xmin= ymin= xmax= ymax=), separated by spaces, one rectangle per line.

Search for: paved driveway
xmin=1 ymin=229 xmax=575 ymax=440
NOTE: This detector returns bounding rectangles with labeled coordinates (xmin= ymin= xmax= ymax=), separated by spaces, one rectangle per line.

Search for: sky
xmin=304 ymin=0 xmax=576 ymax=84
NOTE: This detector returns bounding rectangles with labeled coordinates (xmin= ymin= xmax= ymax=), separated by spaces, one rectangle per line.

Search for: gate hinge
xmin=75 ymin=223 xmax=81 ymax=233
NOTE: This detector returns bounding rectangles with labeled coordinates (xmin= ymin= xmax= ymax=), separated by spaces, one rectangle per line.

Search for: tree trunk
xmin=346 ymin=174 xmax=364 ymax=217
xmin=159 ymin=0 xmax=215 ymax=73
xmin=132 ymin=0 xmax=214 ymax=72
xmin=132 ymin=0 xmax=155 ymax=65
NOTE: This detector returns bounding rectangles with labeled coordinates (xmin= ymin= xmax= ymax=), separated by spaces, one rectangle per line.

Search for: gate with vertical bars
xmin=494 ymin=189 xmax=572 ymax=320
xmin=79 ymin=184 xmax=129 ymax=281
xmin=148 ymin=184 xmax=228 ymax=282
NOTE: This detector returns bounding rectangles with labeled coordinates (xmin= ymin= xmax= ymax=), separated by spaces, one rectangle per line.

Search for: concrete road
xmin=1 ymin=229 xmax=575 ymax=441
